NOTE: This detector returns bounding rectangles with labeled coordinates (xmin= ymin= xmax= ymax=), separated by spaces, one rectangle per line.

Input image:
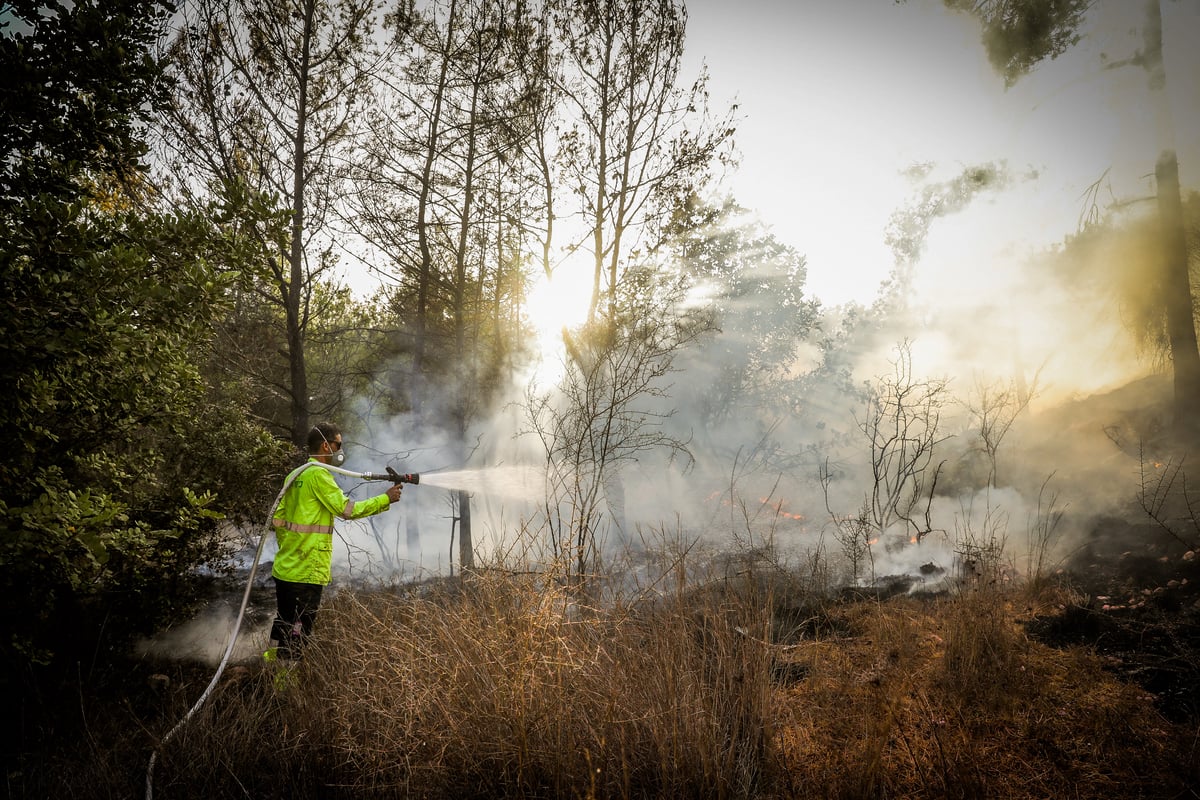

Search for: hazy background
xmin=141 ymin=0 xmax=1200 ymax=663
xmin=325 ymin=0 xmax=1200 ymax=570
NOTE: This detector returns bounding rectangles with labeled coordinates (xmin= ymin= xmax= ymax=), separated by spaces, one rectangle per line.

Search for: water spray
xmin=145 ymin=460 xmax=416 ymax=799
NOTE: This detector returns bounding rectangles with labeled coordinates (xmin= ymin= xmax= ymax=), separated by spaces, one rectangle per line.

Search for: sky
xmin=681 ymin=0 xmax=1200 ymax=307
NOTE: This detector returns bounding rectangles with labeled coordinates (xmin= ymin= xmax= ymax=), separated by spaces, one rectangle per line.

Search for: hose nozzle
xmin=364 ymin=466 xmax=420 ymax=485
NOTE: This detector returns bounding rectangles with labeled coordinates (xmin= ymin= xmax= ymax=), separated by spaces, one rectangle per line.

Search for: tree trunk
xmin=412 ymin=0 xmax=459 ymax=417
xmin=1155 ymin=152 xmax=1200 ymax=430
xmin=287 ymin=0 xmax=317 ymax=446
xmin=1144 ymin=0 xmax=1200 ymax=432
xmin=406 ymin=507 xmax=421 ymax=561
xmin=450 ymin=54 xmax=481 ymax=571
xmin=587 ymin=16 xmax=613 ymax=324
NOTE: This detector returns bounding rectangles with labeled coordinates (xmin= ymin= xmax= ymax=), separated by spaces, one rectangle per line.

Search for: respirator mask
xmin=329 ymin=446 xmax=346 ymax=467
xmin=315 ymin=428 xmax=346 ymax=467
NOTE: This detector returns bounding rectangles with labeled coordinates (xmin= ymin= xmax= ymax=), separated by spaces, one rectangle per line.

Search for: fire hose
xmin=145 ymin=462 xmax=418 ymax=799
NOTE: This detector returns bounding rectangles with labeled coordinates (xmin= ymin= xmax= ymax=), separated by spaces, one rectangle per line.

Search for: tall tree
xmin=164 ymin=0 xmax=387 ymax=445
xmin=942 ymin=0 xmax=1200 ymax=431
xmin=347 ymin=0 xmax=540 ymax=568
xmin=548 ymin=0 xmax=735 ymax=323
xmin=339 ymin=0 xmax=455 ymax=561
xmin=1140 ymin=0 xmax=1200 ymax=434
xmin=513 ymin=6 xmax=562 ymax=284
xmin=440 ymin=0 xmax=531 ymax=568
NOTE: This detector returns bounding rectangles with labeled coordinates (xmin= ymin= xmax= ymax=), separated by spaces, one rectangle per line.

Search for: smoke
xmin=132 ymin=3 xmax=1200 ymax=676
xmin=318 ymin=194 xmax=1182 ymax=603
xmin=136 ymin=599 xmax=272 ymax=666
xmin=323 ymin=1 xmax=1197 ymax=590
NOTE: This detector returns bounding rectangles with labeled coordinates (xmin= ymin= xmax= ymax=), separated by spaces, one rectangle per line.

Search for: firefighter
xmin=268 ymin=422 xmax=403 ymax=659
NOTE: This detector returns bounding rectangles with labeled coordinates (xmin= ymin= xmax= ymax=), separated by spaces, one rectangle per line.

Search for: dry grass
xmin=151 ymin=565 xmax=779 ymax=799
xmin=21 ymin=564 xmax=1197 ymax=799
xmin=299 ymin=572 xmax=775 ymax=798
xmin=771 ymin=586 xmax=1192 ymax=799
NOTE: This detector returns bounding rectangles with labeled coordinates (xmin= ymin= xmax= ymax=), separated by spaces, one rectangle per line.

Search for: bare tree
xmin=965 ymin=370 xmax=1040 ymax=489
xmin=524 ymin=267 xmax=709 ymax=579
xmin=1136 ymin=445 xmax=1200 ymax=550
xmin=1026 ymin=473 xmax=1066 ymax=585
xmin=858 ymin=341 xmax=951 ymax=545
xmin=819 ymin=468 xmax=876 ymax=583
xmin=512 ymin=0 xmax=735 ymax=555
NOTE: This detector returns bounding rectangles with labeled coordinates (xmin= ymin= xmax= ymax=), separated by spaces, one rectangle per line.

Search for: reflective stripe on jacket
xmin=271 ymin=460 xmax=391 ymax=585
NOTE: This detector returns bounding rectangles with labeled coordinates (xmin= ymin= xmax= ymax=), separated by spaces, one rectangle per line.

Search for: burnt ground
xmin=1024 ymin=515 xmax=1200 ymax=723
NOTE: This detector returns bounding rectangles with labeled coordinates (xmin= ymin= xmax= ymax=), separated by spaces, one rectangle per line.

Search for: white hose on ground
xmin=145 ymin=461 xmax=384 ymax=800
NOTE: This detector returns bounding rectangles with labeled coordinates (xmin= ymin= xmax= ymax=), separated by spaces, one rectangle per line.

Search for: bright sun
xmin=524 ymin=263 xmax=593 ymax=381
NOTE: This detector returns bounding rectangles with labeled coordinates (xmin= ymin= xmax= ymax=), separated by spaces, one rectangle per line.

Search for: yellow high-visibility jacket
xmin=271 ymin=460 xmax=392 ymax=585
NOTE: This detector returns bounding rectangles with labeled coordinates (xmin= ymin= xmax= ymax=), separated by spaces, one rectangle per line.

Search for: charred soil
xmin=1025 ymin=516 xmax=1200 ymax=724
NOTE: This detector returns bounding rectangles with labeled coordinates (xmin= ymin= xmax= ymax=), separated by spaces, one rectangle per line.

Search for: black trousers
xmin=270 ymin=578 xmax=324 ymax=659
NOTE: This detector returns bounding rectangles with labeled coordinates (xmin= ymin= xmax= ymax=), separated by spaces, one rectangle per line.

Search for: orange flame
xmin=758 ymin=497 xmax=805 ymax=521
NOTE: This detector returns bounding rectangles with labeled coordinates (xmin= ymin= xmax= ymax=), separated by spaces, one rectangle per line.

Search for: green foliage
xmin=201 ymin=180 xmax=299 ymax=437
xmin=0 ymin=197 xmax=269 ymax=672
xmin=2 ymin=202 xmax=226 ymax=494
xmin=306 ymin=283 xmax=396 ymax=422
xmin=0 ymin=0 xmax=175 ymax=199
xmin=885 ymin=161 xmax=1011 ymax=266
xmin=0 ymin=0 xmax=292 ymax=679
xmin=943 ymin=0 xmax=1090 ymax=87
xmin=0 ymin=475 xmax=219 ymax=668
xmin=0 ymin=187 xmax=296 ymax=674
xmin=662 ymin=194 xmax=823 ymax=439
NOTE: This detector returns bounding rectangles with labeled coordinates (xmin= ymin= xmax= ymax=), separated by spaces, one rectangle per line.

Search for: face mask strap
xmin=313 ymin=426 xmax=334 ymax=452
xmin=312 ymin=426 xmax=345 ymax=465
